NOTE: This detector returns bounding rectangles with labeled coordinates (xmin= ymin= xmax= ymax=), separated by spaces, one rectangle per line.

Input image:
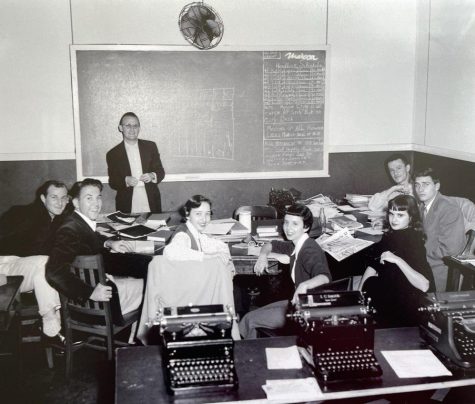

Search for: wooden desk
xmin=115 ymin=327 xmax=475 ymax=403
xmin=444 ymin=256 xmax=475 ymax=291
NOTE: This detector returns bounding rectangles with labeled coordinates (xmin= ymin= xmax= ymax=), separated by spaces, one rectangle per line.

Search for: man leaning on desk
xmin=45 ymin=178 xmax=144 ymax=343
xmin=368 ymin=153 xmax=414 ymax=212
xmin=106 ymin=112 xmax=165 ymax=213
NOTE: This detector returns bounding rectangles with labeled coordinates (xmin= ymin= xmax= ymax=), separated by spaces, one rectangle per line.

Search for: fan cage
xmin=178 ymin=2 xmax=224 ymax=50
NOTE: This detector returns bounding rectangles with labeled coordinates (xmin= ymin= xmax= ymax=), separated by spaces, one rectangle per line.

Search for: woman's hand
xmin=379 ymin=251 xmax=401 ymax=265
xmin=254 ymin=255 xmax=268 ymax=276
xmin=292 ymin=283 xmax=308 ymax=305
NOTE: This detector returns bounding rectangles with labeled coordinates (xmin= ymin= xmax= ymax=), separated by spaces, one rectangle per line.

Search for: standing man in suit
xmin=106 ymin=112 xmax=165 ymax=213
xmin=414 ymin=168 xmax=465 ymax=291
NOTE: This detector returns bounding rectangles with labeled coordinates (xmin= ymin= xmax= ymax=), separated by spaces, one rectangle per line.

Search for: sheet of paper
xmin=357 ymin=227 xmax=384 ymax=235
xmin=344 ymin=214 xmax=358 ymax=221
xmin=338 ymin=204 xmax=357 ymax=212
xmin=262 ymin=377 xmax=322 ymax=401
xmin=266 ymin=346 xmax=302 ymax=369
xmin=381 ymin=350 xmax=452 ymax=378
xmin=202 ymin=222 xmax=235 ymax=235
xmin=209 ymin=217 xmax=237 ymax=224
xmin=145 ymin=219 xmax=168 ymax=230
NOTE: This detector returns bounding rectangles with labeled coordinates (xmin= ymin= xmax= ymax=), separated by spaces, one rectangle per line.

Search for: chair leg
xmin=45 ymin=346 xmax=54 ymax=369
xmin=64 ymin=325 xmax=73 ymax=379
xmin=128 ymin=321 xmax=137 ymax=344
xmin=107 ymin=334 xmax=113 ymax=361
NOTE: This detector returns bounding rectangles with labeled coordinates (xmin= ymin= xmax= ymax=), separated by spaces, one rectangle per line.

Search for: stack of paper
xmin=262 ymin=378 xmax=322 ymax=402
xmin=257 ymin=224 xmax=279 ymax=238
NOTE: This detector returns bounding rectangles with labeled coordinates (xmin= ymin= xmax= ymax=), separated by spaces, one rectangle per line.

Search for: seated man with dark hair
xmin=46 ymin=178 xmax=144 ymax=342
xmin=239 ymin=204 xmax=331 ymax=339
xmin=414 ymin=168 xmax=465 ymax=291
xmin=0 ymin=180 xmax=70 ymax=339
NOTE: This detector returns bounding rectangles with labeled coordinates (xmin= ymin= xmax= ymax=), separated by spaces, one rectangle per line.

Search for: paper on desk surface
xmin=381 ymin=350 xmax=452 ymax=378
xmin=202 ymin=222 xmax=235 ymax=235
xmin=357 ymin=227 xmax=384 ymax=236
xmin=262 ymin=377 xmax=322 ymax=402
xmin=266 ymin=346 xmax=302 ymax=369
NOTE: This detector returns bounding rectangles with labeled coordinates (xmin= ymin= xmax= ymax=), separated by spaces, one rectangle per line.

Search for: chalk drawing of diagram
xmin=168 ymin=88 xmax=235 ymax=160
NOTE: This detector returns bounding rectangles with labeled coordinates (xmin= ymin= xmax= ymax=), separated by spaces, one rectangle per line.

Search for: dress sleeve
xmin=163 ymin=231 xmax=205 ymax=261
xmin=303 ymin=243 xmax=331 ymax=281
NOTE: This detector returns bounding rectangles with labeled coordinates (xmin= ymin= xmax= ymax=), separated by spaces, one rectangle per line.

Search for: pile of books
xmin=256 ymin=224 xmax=279 ymax=238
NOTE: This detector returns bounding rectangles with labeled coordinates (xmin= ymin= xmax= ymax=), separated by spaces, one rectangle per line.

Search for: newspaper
xmin=317 ymin=228 xmax=374 ymax=261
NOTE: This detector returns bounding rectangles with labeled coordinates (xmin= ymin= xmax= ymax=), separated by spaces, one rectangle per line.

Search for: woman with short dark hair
xmin=359 ymin=194 xmax=435 ymax=327
xmin=239 ymin=203 xmax=331 ymax=339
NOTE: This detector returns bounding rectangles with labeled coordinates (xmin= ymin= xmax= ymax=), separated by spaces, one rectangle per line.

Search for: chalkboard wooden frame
xmin=71 ymin=45 xmax=329 ymax=182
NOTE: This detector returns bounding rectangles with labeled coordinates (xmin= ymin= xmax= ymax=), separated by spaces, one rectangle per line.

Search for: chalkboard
xmin=71 ymin=46 xmax=328 ymax=181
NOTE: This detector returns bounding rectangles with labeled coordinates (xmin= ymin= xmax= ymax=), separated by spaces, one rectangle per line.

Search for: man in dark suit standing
xmin=106 ymin=112 xmax=165 ymax=213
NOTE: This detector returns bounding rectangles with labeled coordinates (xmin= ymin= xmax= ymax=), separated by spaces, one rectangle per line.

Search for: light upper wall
xmin=415 ymin=0 xmax=475 ymax=163
xmin=2 ymin=0 xmax=473 ymax=163
xmin=0 ymin=0 xmax=74 ymax=161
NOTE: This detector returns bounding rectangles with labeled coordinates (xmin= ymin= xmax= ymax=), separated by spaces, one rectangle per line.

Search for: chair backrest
xmin=61 ymin=254 xmax=123 ymax=327
xmin=450 ymin=196 xmax=475 ymax=233
xmin=233 ymin=205 xmax=278 ymax=221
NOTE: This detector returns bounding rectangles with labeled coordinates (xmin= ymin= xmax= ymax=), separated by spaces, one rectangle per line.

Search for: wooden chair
xmin=60 ymin=254 xmax=140 ymax=378
xmin=16 ymin=291 xmax=54 ymax=368
xmin=233 ymin=205 xmax=278 ymax=221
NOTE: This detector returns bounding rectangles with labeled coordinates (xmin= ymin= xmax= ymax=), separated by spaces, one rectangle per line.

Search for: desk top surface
xmin=115 ymin=327 xmax=475 ymax=403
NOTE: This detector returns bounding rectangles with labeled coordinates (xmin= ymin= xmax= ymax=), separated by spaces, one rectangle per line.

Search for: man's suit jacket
xmin=106 ymin=139 xmax=165 ymax=213
xmin=46 ymin=212 xmax=105 ymax=303
xmin=422 ymin=192 xmax=465 ymax=290
xmin=0 ymin=201 xmax=65 ymax=256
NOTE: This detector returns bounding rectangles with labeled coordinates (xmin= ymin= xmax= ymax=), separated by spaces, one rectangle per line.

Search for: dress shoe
xmin=42 ymin=332 xmax=84 ymax=348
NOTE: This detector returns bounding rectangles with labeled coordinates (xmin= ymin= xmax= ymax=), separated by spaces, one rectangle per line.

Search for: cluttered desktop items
xmin=288 ymin=290 xmax=382 ymax=383
xmin=152 ymin=304 xmax=238 ymax=395
xmin=419 ymin=290 xmax=475 ymax=369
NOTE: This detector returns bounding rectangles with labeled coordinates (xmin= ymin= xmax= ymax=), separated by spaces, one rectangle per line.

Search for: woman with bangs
xmin=359 ymin=194 xmax=435 ymax=327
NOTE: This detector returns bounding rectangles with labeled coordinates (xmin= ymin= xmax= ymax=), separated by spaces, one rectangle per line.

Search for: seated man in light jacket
xmin=368 ymin=153 xmax=413 ymax=212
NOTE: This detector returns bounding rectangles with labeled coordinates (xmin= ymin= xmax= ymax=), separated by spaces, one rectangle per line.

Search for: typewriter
xmin=419 ymin=290 xmax=475 ymax=368
xmin=288 ymin=291 xmax=382 ymax=383
xmin=152 ymin=304 xmax=238 ymax=395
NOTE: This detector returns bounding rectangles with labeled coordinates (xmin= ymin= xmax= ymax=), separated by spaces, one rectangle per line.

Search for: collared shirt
xmin=290 ymin=232 xmax=309 ymax=282
xmin=423 ymin=192 xmax=438 ymax=217
xmin=75 ymin=210 xmax=96 ymax=232
xmin=124 ymin=141 xmax=151 ymax=213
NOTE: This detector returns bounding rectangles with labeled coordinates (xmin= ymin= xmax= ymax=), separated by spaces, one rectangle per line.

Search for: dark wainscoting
xmin=0 ymin=151 xmax=413 ymax=218
xmin=413 ymin=152 xmax=475 ymax=202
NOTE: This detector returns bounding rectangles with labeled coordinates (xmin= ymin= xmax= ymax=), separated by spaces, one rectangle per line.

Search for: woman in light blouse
xmin=163 ymin=194 xmax=231 ymax=264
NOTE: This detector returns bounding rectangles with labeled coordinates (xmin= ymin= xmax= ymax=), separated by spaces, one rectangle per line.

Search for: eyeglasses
xmin=123 ymin=124 xmax=140 ymax=130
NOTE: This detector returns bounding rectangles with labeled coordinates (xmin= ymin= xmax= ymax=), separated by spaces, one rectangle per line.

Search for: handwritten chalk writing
xmin=263 ymin=51 xmax=325 ymax=169
xmin=285 ymin=52 xmax=319 ymax=61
